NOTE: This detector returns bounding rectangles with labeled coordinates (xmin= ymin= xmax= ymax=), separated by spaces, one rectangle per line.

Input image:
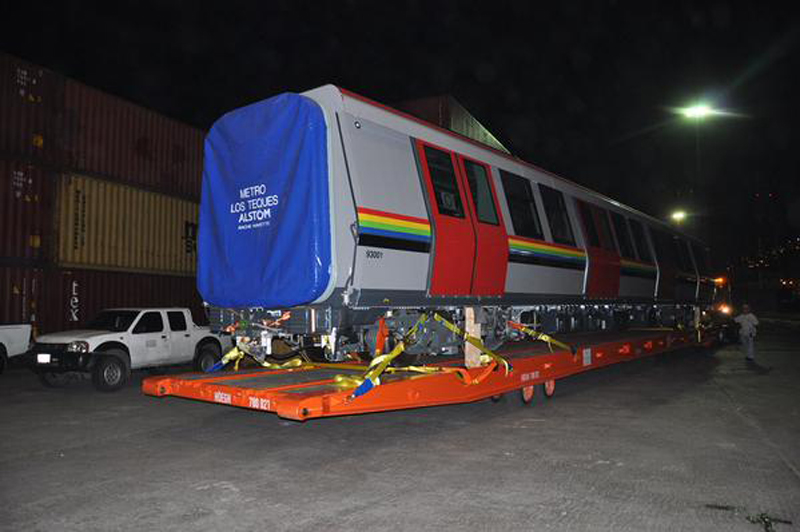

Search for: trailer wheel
xmin=490 ymin=393 xmax=504 ymax=403
xmin=92 ymin=355 xmax=128 ymax=392
xmin=520 ymin=385 xmax=535 ymax=404
xmin=543 ymin=379 xmax=556 ymax=398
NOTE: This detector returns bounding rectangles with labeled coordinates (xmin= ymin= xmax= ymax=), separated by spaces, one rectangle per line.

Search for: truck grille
xmin=31 ymin=343 xmax=68 ymax=354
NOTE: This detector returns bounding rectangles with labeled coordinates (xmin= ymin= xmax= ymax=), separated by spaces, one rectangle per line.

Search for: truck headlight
xmin=67 ymin=341 xmax=90 ymax=353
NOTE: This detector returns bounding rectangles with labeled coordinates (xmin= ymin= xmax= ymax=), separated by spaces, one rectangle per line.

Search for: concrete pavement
xmin=1 ymin=322 xmax=798 ymax=531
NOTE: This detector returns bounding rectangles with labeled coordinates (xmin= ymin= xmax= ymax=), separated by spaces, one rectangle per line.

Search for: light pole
xmin=678 ymin=103 xmax=719 ymax=192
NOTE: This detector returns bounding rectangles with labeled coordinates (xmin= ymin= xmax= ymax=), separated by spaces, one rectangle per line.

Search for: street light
xmin=671 ymin=210 xmax=687 ymax=223
xmin=679 ymin=103 xmax=720 ymax=119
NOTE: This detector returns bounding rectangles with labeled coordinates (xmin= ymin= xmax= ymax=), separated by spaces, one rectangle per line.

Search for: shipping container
xmin=0 ymin=53 xmax=63 ymax=163
xmin=1 ymin=52 xmax=205 ymax=200
xmin=61 ymin=78 xmax=205 ymax=200
xmin=54 ymin=174 xmax=199 ymax=275
xmin=394 ymin=95 xmax=510 ymax=154
xmin=0 ymin=159 xmax=54 ymax=265
xmin=0 ymin=266 xmax=43 ymax=331
xmin=40 ymin=268 xmax=205 ymax=333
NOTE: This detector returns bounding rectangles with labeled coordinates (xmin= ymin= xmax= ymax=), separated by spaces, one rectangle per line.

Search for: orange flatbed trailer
xmin=142 ymin=328 xmax=716 ymax=421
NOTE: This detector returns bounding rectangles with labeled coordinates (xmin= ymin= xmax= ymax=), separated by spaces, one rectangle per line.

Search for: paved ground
xmin=1 ymin=322 xmax=799 ymax=532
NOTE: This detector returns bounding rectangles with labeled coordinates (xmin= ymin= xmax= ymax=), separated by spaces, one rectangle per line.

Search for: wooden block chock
xmin=464 ymin=306 xmax=482 ymax=369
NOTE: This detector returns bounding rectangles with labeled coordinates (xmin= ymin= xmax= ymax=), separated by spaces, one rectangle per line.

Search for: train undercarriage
xmin=207 ymin=302 xmax=704 ymax=364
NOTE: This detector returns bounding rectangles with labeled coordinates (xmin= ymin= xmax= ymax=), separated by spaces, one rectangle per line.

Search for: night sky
xmin=3 ymin=1 xmax=799 ymax=266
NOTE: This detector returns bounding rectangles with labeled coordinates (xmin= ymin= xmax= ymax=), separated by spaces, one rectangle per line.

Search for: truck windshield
xmin=86 ymin=311 xmax=140 ymax=332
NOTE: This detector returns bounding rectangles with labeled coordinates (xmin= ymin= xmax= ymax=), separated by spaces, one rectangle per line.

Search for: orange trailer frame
xmin=142 ymin=328 xmax=716 ymax=421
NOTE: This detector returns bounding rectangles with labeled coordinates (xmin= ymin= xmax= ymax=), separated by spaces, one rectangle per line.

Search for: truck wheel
xmin=92 ymin=355 xmax=128 ymax=392
xmin=0 ymin=345 xmax=7 ymax=375
xmin=195 ymin=342 xmax=221 ymax=372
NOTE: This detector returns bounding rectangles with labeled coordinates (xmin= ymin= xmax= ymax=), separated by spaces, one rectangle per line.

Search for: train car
xmin=197 ymin=86 xmax=715 ymax=362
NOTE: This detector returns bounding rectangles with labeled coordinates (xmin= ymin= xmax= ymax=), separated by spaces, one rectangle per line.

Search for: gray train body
xmin=198 ymin=85 xmax=716 ymax=360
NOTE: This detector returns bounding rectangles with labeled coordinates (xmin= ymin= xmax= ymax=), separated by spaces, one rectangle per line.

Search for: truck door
xmin=129 ymin=311 xmax=170 ymax=366
xmin=457 ymin=155 xmax=508 ymax=295
xmin=416 ymin=141 xmax=476 ymax=296
xmin=577 ymin=201 xmax=620 ymax=298
xmin=167 ymin=311 xmax=194 ymax=363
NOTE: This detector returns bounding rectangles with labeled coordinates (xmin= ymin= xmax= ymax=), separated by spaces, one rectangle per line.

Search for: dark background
xmin=2 ymin=0 xmax=799 ymax=268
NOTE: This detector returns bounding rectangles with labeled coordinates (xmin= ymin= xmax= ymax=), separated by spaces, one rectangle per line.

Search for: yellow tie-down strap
xmin=507 ymin=320 xmax=574 ymax=353
xmin=345 ymin=312 xmax=512 ymax=399
xmin=432 ymin=313 xmax=512 ymax=376
xmin=210 ymin=312 xmax=513 ymax=399
xmin=213 ymin=346 xmax=306 ymax=372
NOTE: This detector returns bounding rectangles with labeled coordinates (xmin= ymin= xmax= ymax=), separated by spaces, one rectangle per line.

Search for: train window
xmin=628 ymin=219 xmax=652 ymax=263
xmin=577 ymin=201 xmax=600 ymax=247
xmin=610 ymin=212 xmax=635 ymax=259
xmin=464 ymin=160 xmax=499 ymax=225
xmin=500 ymin=170 xmax=543 ymax=239
xmin=691 ymin=243 xmax=711 ymax=276
xmin=423 ymin=146 xmax=464 ymax=218
xmin=674 ymin=238 xmax=694 ymax=273
xmin=538 ymin=185 xmax=575 ymax=246
xmin=595 ymin=208 xmax=617 ymax=252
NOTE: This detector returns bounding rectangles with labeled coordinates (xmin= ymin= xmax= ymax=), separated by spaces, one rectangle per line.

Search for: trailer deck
xmin=142 ymin=328 xmax=716 ymax=421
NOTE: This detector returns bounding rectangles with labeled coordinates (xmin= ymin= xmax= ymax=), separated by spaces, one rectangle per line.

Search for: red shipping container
xmin=0 ymin=266 xmax=43 ymax=332
xmin=0 ymin=53 xmax=63 ymax=164
xmin=61 ymin=79 xmax=205 ymax=200
xmin=0 ymin=159 xmax=54 ymax=265
xmin=40 ymin=268 xmax=205 ymax=333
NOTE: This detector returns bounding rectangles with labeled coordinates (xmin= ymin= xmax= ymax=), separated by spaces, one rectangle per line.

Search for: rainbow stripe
xmin=357 ymin=207 xmax=431 ymax=246
xmin=620 ymin=259 xmax=657 ymax=279
xmin=508 ymin=237 xmax=586 ymax=270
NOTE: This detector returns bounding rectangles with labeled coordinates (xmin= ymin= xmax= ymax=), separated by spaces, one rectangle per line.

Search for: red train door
xmin=457 ymin=155 xmax=508 ymax=295
xmin=416 ymin=141 xmax=476 ymax=296
xmin=577 ymin=200 xmax=620 ymax=298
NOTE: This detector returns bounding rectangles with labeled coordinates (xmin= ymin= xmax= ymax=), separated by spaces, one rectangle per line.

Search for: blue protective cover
xmin=198 ymin=93 xmax=330 ymax=308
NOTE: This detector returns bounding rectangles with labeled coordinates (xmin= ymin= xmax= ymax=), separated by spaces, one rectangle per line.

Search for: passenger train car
xmin=198 ymin=85 xmax=716 ymax=361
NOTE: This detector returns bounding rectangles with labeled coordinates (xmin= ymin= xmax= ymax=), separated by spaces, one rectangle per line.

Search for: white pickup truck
xmin=0 ymin=324 xmax=33 ymax=374
xmin=28 ymin=308 xmax=231 ymax=391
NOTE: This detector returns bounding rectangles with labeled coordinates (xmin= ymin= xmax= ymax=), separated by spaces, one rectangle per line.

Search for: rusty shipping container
xmin=61 ymin=78 xmax=205 ymax=200
xmin=55 ymin=174 xmax=199 ymax=275
xmin=0 ymin=53 xmax=63 ymax=163
xmin=0 ymin=266 xmax=43 ymax=329
xmin=0 ymin=159 xmax=54 ymax=266
xmin=41 ymin=268 xmax=205 ymax=333
xmin=394 ymin=95 xmax=510 ymax=154
xmin=1 ymin=52 xmax=205 ymax=200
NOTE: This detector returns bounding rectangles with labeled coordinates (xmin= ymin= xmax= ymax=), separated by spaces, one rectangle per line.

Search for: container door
xmin=416 ymin=141 xmax=476 ymax=296
xmin=457 ymin=156 xmax=508 ymax=296
xmin=577 ymin=201 xmax=620 ymax=298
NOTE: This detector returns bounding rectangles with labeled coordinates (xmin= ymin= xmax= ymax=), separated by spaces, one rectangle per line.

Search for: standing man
xmin=734 ymin=304 xmax=759 ymax=362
